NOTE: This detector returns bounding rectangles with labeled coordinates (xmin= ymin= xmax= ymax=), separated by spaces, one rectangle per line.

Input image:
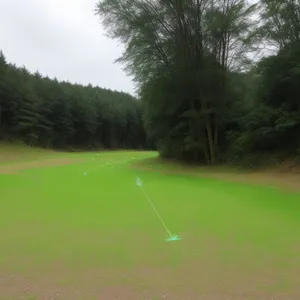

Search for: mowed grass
xmin=0 ymin=146 xmax=300 ymax=299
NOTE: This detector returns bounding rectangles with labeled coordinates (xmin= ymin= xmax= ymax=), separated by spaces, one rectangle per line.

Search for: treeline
xmin=97 ymin=0 xmax=300 ymax=166
xmin=0 ymin=51 xmax=149 ymax=150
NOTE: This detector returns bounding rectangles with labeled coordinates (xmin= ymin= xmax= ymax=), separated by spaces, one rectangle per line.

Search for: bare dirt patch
xmin=0 ymin=142 xmax=59 ymax=165
xmin=1 ymin=259 xmax=299 ymax=300
xmin=0 ymin=157 xmax=87 ymax=174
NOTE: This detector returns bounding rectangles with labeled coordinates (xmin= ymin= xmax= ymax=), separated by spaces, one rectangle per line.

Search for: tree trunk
xmin=206 ymin=118 xmax=215 ymax=165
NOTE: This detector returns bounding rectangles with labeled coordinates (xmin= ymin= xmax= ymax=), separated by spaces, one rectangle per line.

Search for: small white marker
xmin=84 ymin=172 xmax=87 ymax=176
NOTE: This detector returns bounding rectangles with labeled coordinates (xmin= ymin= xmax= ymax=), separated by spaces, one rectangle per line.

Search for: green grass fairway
xmin=0 ymin=148 xmax=300 ymax=299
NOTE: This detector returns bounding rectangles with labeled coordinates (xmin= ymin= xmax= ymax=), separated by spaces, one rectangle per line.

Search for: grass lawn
xmin=0 ymin=145 xmax=300 ymax=299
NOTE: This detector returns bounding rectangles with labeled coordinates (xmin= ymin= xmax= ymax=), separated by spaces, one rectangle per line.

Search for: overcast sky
xmin=0 ymin=0 xmax=135 ymax=94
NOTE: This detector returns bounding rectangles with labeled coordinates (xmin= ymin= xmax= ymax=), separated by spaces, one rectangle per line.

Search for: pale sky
xmin=0 ymin=0 xmax=135 ymax=94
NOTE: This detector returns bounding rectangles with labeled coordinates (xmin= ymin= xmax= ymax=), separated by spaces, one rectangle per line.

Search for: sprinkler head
xmin=165 ymin=235 xmax=182 ymax=242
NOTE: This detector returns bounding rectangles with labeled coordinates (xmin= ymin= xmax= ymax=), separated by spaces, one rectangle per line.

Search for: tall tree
xmin=96 ymin=0 xmax=257 ymax=164
xmin=0 ymin=50 xmax=147 ymax=151
xmin=226 ymin=0 xmax=300 ymax=165
xmin=259 ymin=0 xmax=300 ymax=50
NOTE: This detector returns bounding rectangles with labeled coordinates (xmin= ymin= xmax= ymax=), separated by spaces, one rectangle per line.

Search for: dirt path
xmin=1 ymin=259 xmax=299 ymax=300
xmin=1 ymin=153 xmax=299 ymax=192
xmin=0 ymin=157 xmax=87 ymax=174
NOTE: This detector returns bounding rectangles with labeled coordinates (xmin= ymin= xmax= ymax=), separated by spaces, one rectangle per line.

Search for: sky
xmin=0 ymin=0 xmax=135 ymax=94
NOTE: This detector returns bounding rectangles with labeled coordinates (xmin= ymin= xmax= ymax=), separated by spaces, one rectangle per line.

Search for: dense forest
xmin=1 ymin=0 xmax=300 ymax=167
xmin=97 ymin=0 xmax=300 ymax=167
xmin=0 ymin=51 xmax=148 ymax=150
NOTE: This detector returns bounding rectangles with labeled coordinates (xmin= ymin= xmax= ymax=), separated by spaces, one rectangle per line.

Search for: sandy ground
xmin=1 ymin=257 xmax=299 ymax=300
xmin=0 ymin=157 xmax=88 ymax=174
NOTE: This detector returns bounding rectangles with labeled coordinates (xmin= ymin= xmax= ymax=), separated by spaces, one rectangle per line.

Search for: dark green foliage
xmin=0 ymin=51 xmax=148 ymax=150
xmin=96 ymin=0 xmax=258 ymax=165
xmin=96 ymin=0 xmax=300 ymax=167
xmin=228 ymin=43 xmax=300 ymax=165
xmin=2 ymin=0 xmax=300 ymax=165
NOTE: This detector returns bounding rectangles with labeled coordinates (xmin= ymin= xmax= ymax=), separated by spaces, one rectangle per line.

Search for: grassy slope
xmin=0 ymin=144 xmax=300 ymax=299
xmin=0 ymin=142 xmax=62 ymax=165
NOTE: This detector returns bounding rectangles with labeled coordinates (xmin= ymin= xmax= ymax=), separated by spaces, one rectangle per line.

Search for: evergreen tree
xmin=0 ymin=51 xmax=148 ymax=150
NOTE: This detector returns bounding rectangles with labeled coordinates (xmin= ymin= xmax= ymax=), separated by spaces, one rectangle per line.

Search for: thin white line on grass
xmin=84 ymin=158 xmax=132 ymax=175
xmin=136 ymin=177 xmax=181 ymax=242
xmin=139 ymin=183 xmax=172 ymax=237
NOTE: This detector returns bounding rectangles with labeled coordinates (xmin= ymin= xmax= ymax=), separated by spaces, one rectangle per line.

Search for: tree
xmin=0 ymin=50 xmax=147 ymax=150
xmin=259 ymin=0 xmax=300 ymax=50
xmin=96 ymin=0 xmax=258 ymax=164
